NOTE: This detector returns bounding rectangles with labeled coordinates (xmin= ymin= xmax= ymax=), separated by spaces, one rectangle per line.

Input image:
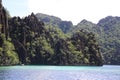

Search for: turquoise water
xmin=0 ymin=65 xmax=120 ymax=80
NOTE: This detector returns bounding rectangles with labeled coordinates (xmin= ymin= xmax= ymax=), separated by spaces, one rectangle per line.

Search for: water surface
xmin=0 ymin=65 xmax=120 ymax=80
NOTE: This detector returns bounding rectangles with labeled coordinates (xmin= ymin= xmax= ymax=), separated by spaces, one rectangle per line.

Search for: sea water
xmin=0 ymin=65 xmax=120 ymax=80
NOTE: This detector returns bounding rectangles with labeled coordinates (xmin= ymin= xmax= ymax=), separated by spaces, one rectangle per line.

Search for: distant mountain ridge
xmin=0 ymin=3 xmax=120 ymax=66
xmin=98 ymin=16 xmax=120 ymax=26
xmin=35 ymin=13 xmax=120 ymax=65
xmin=36 ymin=13 xmax=73 ymax=33
xmin=74 ymin=16 xmax=120 ymax=65
xmin=36 ymin=13 xmax=61 ymax=24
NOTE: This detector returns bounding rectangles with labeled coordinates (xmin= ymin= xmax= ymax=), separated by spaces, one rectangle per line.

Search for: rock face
xmin=0 ymin=0 xmax=19 ymax=66
xmin=8 ymin=13 xmax=103 ymax=66
xmin=71 ymin=16 xmax=120 ymax=65
xmin=0 ymin=1 xmax=103 ymax=66
xmin=0 ymin=0 xmax=8 ymax=39
xmin=36 ymin=13 xmax=73 ymax=33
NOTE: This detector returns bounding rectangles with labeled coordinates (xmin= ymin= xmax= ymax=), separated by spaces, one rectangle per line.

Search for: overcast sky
xmin=3 ymin=0 xmax=120 ymax=25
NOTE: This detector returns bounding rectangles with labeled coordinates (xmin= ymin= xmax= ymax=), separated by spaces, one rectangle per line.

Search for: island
xmin=0 ymin=0 xmax=105 ymax=66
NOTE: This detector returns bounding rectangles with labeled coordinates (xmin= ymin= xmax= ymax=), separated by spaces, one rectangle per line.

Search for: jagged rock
xmin=0 ymin=0 xmax=9 ymax=40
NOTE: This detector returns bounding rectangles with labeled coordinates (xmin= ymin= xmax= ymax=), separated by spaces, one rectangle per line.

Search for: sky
xmin=3 ymin=0 xmax=29 ymax=17
xmin=3 ymin=0 xmax=120 ymax=25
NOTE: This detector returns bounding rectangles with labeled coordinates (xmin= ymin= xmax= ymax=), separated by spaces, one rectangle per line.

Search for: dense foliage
xmin=97 ymin=16 xmax=120 ymax=65
xmin=36 ymin=14 xmax=120 ymax=65
xmin=2 ymin=13 xmax=103 ymax=66
xmin=36 ymin=13 xmax=73 ymax=33
xmin=0 ymin=34 xmax=19 ymax=65
xmin=70 ymin=16 xmax=120 ymax=65
xmin=1 ymin=9 xmax=120 ymax=65
xmin=0 ymin=1 xmax=103 ymax=66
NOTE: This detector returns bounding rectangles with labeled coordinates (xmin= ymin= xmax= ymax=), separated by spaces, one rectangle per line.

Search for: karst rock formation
xmin=0 ymin=0 xmax=9 ymax=40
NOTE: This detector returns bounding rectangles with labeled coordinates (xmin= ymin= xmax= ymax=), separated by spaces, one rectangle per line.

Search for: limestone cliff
xmin=0 ymin=0 xmax=8 ymax=40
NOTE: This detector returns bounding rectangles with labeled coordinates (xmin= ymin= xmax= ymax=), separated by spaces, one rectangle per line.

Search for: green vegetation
xmin=1 ymin=9 xmax=120 ymax=65
xmin=70 ymin=16 xmax=120 ymax=65
xmin=0 ymin=1 xmax=111 ymax=66
xmin=1 ymin=0 xmax=120 ymax=66
xmin=0 ymin=34 xmax=19 ymax=65
xmin=97 ymin=16 xmax=120 ymax=65
xmin=35 ymin=14 xmax=120 ymax=65
xmin=36 ymin=13 xmax=73 ymax=33
xmin=5 ymin=13 xmax=103 ymax=66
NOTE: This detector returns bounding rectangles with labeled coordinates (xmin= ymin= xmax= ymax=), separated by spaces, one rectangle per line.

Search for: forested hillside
xmin=36 ymin=13 xmax=120 ymax=65
xmin=0 ymin=1 xmax=19 ymax=65
xmin=6 ymin=13 xmax=103 ymax=66
xmin=0 ymin=0 xmax=104 ymax=66
xmin=97 ymin=16 xmax=120 ymax=65
xmin=1 ymin=7 xmax=120 ymax=65
xmin=4 ymin=0 xmax=120 ymax=66
xmin=0 ymin=3 xmax=103 ymax=66
xmin=36 ymin=13 xmax=73 ymax=33
xmin=71 ymin=16 xmax=120 ymax=65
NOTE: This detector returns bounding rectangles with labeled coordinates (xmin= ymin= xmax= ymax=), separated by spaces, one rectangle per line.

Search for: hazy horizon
xmin=3 ymin=0 xmax=120 ymax=25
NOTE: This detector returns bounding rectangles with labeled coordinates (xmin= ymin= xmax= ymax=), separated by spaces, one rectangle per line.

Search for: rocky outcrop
xmin=0 ymin=0 xmax=9 ymax=40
